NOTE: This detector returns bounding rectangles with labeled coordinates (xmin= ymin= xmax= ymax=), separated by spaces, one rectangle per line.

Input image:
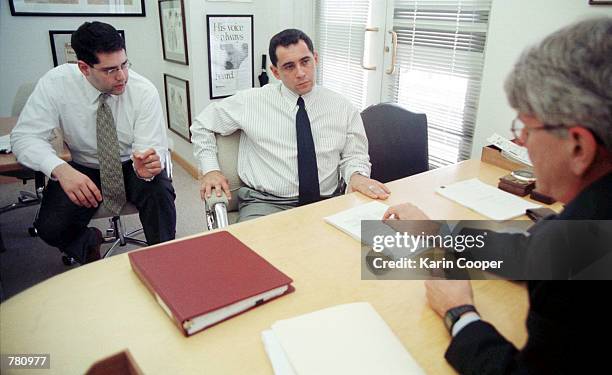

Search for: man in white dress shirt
xmin=191 ymin=29 xmax=389 ymax=222
xmin=11 ymin=22 xmax=176 ymax=264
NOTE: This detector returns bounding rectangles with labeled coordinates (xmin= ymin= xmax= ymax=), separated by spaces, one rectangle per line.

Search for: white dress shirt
xmin=11 ymin=64 xmax=168 ymax=178
xmin=191 ymin=83 xmax=371 ymax=198
xmin=452 ymin=312 xmax=481 ymax=337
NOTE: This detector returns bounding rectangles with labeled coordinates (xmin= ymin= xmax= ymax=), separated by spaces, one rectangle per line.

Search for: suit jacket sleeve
xmin=446 ymin=320 xmax=531 ymax=375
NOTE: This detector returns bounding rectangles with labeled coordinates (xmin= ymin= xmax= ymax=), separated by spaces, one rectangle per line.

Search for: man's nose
xmin=116 ymin=69 xmax=126 ymax=81
xmin=295 ymin=65 xmax=305 ymax=77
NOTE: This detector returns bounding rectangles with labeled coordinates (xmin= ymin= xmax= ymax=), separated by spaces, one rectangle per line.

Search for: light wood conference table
xmin=0 ymin=160 xmax=562 ymax=374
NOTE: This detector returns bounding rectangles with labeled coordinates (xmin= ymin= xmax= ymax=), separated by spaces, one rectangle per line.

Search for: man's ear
xmin=270 ymin=64 xmax=281 ymax=80
xmin=77 ymin=60 xmax=90 ymax=76
xmin=313 ymin=51 xmax=319 ymax=65
xmin=567 ymin=127 xmax=598 ymax=176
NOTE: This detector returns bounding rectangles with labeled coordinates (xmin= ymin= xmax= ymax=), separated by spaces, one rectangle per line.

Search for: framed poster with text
xmin=206 ymin=15 xmax=254 ymax=99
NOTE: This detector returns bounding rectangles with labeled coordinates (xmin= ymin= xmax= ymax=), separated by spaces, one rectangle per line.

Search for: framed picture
xmin=159 ymin=0 xmax=189 ymax=65
xmin=589 ymin=0 xmax=612 ymax=4
xmin=9 ymin=0 xmax=145 ymax=17
xmin=49 ymin=30 xmax=125 ymax=67
xmin=164 ymin=74 xmax=192 ymax=143
xmin=206 ymin=15 xmax=254 ymax=99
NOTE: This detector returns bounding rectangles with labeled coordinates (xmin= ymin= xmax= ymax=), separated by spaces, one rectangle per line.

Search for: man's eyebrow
xmin=98 ymin=59 xmax=128 ymax=70
xmin=281 ymin=61 xmax=295 ymax=69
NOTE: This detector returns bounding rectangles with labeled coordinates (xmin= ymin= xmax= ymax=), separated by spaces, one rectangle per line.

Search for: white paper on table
xmin=262 ymin=330 xmax=297 ymax=375
xmin=323 ymin=201 xmax=390 ymax=241
xmin=262 ymin=302 xmax=425 ymax=375
xmin=436 ymin=178 xmax=541 ymax=221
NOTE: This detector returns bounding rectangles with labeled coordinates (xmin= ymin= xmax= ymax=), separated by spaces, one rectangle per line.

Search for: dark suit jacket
xmin=445 ymin=173 xmax=612 ymax=375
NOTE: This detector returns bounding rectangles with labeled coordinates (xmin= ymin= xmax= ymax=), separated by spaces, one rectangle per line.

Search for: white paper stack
xmin=261 ymin=302 xmax=425 ymax=375
xmin=436 ymin=178 xmax=541 ymax=221
xmin=487 ymin=133 xmax=532 ymax=166
xmin=323 ymin=201 xmax=390 ymax=241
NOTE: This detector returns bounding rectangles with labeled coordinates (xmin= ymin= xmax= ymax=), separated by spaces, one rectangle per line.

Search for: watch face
xmin=444 ymin=313 xmax=453 ymax=330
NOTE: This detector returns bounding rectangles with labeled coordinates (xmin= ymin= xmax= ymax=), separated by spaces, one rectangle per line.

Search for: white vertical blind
xmin=388 ymin=0 xmax=492 ymax=168
xmin=315 ymin=0 xmax=371 ymax=109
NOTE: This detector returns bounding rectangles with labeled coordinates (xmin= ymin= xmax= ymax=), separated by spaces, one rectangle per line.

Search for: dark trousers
xmin=35 ymin=161 xmax=176 ymax=263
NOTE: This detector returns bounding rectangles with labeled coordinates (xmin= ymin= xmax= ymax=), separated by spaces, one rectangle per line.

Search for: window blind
xmin=315 ymin=0 xmax=371 ymax=109
xmin=388 ymin=0 xmax=492 ymax=168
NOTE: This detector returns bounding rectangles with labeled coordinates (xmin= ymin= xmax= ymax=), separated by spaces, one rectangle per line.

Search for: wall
xmin=0 ymin=0 xmax=315 ymax=169
xmin=0 ymin=1 xmax=164 ymax=116
xmin=470 ymin=0 xmax=612 ymax=158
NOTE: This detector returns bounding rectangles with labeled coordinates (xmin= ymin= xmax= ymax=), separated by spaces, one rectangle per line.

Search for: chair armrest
xmin=204 ymin=189 xmax=231 ymax=229
xmin=204 ymin=189 xmax=230 ymax=212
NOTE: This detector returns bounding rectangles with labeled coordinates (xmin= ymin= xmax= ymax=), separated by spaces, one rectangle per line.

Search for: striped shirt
xmin=191 ymin=83 xmax=371 ymax=198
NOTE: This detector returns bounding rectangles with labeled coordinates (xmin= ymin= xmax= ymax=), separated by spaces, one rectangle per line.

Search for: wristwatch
xmin=132 ymin=164 xmax=154 ymax=182
xmin=444 ymin=304 xmax=478 ymax=333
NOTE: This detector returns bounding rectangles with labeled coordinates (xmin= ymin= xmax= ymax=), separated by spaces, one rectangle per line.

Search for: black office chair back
xmin=361 ymin=103 xmax=428 ymax=183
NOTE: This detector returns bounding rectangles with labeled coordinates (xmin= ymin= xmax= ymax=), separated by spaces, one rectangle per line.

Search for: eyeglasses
xmin=510 ymin=117 xmax=569 ymax=144
xmin=88 ymin=60 xmax=132 ymax=77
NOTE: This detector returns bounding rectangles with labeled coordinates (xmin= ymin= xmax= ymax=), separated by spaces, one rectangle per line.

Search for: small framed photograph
xmin=158 ymin=0 xmax=189 ymax=65
xmin=206 ymin=15 xmax=254 ymax=99
xmin=164 ymin=74 xmax=192 ymax=143
xmin=10 ymin=0 xmax=145 ymax=17
xmin=50 ymin=30 xmax=125 ymax=67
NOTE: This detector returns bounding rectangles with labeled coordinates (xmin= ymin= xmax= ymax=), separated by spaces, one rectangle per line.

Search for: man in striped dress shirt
xmin=191 ymin=29 xmax=389 ymax=222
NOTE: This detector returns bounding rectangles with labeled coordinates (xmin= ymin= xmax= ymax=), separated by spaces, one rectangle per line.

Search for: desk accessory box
xmin=85 ymin=350 xmax=143 ymax=375
xmin=481 ymin=144 xmax=530 ymax=171
xmin=498 ymin=173 xmax=535 ymax=197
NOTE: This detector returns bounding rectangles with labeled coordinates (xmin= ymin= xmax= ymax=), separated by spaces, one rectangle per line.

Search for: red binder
xmin=129 ymin=231 xmax=294 ymax=336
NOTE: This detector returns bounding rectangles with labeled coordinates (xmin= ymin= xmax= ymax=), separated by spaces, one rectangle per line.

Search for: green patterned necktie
xmin=96 ymin=93 xmax=126 ymax=215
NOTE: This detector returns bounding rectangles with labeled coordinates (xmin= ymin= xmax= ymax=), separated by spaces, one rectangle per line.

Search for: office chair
xmin=90 ymin=202 xmax=147 ymax=261
xmin=360 ymin=103 xmax=429 ymax=183
xmin=204 ymin=131 xmax=243 ymax=230
xmin=0 ymin=82 xmax=41 ymax=214
xmin=12 ymin=82 xmax=36 ymax=117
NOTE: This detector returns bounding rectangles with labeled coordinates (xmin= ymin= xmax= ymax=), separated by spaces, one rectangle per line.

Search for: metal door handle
xmin=386 ymin=30 xmax=398 ymax=75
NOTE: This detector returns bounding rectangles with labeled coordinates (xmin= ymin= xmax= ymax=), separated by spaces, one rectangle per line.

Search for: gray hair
xmin=504 ymin=17 xmax=612 ymax=150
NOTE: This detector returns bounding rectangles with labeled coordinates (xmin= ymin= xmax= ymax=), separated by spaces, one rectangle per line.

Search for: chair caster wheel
xmin=62 ymin=255 xmax=76 ymax=266
xmin=28 ymin=227 xmax=37 ymax=237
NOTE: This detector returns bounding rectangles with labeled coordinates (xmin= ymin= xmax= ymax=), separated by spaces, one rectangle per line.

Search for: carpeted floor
xmin=0 ymin=163 xmax=207 ymax=302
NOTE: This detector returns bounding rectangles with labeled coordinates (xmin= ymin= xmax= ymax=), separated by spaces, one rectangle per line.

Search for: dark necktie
xmin=97 ymin=93 xmax=126 ymax=215
xmin=296 ymin=97 xmax=320 ymax=205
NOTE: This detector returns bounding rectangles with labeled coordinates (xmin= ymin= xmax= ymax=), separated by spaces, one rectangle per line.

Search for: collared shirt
xmin=191 ymin=83 xmax=371 ymax=198
xmin=11 ymin=64 xmax=168 ymax=178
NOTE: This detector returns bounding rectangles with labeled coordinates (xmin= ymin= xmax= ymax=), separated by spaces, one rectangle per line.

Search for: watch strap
xmin=444 ymin=304 xmax=478 ymax=333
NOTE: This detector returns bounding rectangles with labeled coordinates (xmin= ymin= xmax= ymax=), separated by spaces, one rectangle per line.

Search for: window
xmin=315 ymin=0 xmax=371 ymax=109
xmin=315 ymin=0 xmax=492 ymax=168
xmin=388 ymin=0 xmax=491 ymax=167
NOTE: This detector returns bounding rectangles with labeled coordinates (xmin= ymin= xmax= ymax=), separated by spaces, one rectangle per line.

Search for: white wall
xmin=0 ymin=1 xmax=164 ymax=116
xmin=0 ymin=0 xmax=314 ymax=167
xmin=470 ymin=0 xmax=612 ymax=158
